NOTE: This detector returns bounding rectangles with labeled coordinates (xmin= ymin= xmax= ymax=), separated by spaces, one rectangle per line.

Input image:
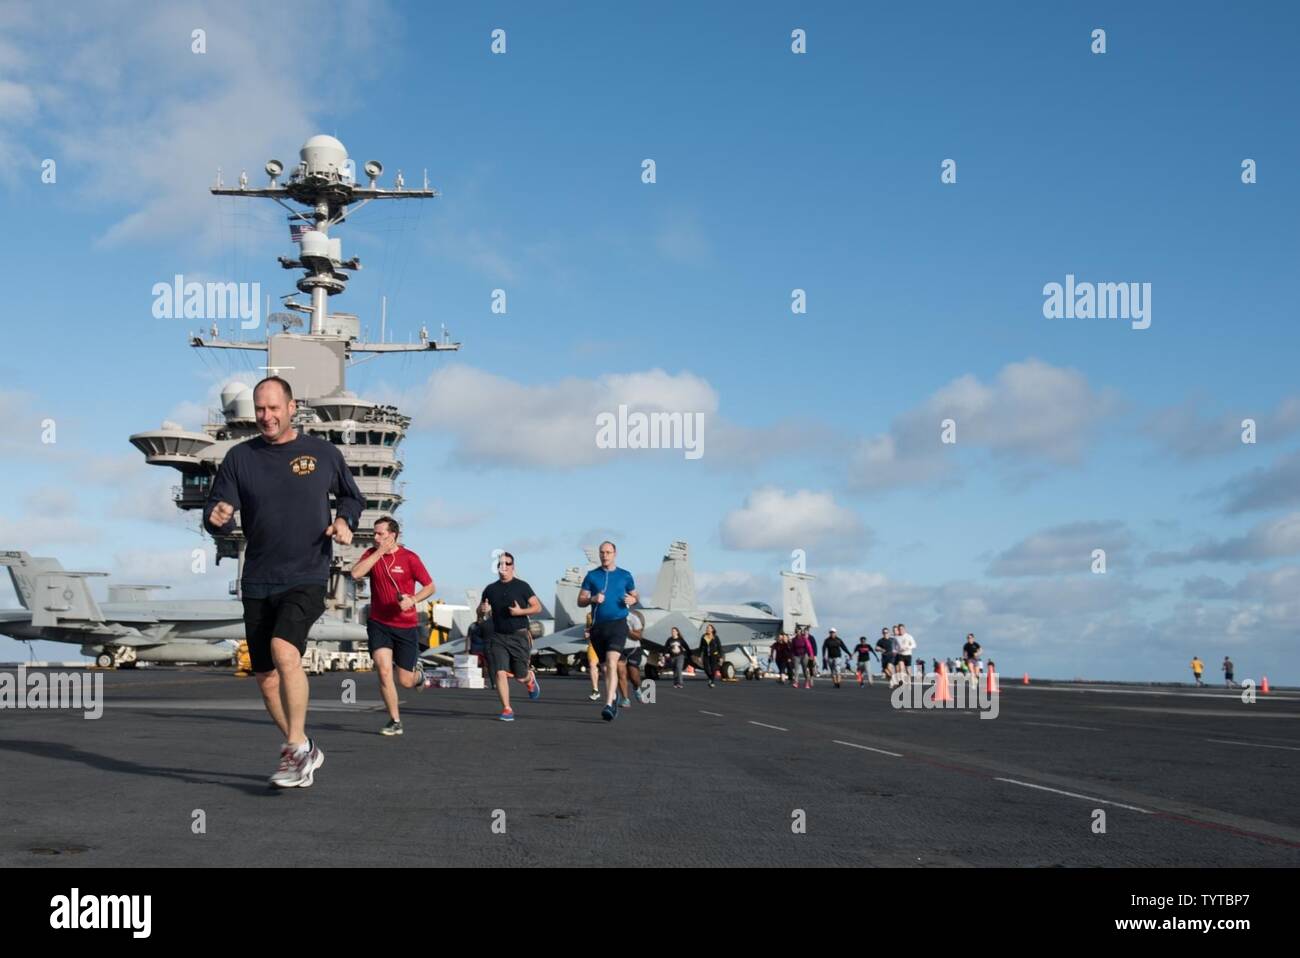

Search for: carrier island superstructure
xmin=129 ymin=135 xmax=457 ymax=663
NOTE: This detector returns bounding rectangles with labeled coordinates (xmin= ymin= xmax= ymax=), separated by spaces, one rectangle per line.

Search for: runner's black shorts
xmin=880 ymin=652 xmax=895 ymax=668
xmin=488 ymin=629 xmax=532 ymax=678
xmin=625 ymin=645 xmax=645 ymax=669
xmin=367 ymin=619 xmax=422 ymax=672
xmin=241 ymin=584 xmax=327 ymax=673
xmin=897 ymin=654 xmax=913 ymax=667
xmin=589 ymin=617 xmax=629 ymax=658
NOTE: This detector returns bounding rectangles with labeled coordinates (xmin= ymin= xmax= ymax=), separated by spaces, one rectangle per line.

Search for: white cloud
xmin=653 ymin=212 xmax=712 ymax=266
xmin=409 ymin=365 xmax=719 ymax=469
xmin=1149 ymin=512 xmax=1300 ymax=565
xmin=988 ymin=520 xmax=1130 ymax=577
xmin=417 ymin=498 xmax=490 ymax=530
xmin=848 ymin=359 xmax=1118 ymax=492
xmin=1142 ymin=394 xmax=1300 ymax=461
xmin=1 ymin=2 xmax=392 ymax=248
xmin=22 ymin=487 xmax=78 ymax=519
xmin=720 ymin=487 xmax=868 ymax=555
xmin=1216 ymin=450 xmax=1300 ymax=515
xmin=0 ymin=515 xmax=101 ymax=548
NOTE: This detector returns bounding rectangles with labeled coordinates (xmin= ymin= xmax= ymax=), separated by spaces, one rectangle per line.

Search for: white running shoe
xmin=270 ymin=739 xmax=324 ymax=788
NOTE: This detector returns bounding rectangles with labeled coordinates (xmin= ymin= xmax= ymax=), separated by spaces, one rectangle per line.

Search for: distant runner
xmin=853 ymin=635 xmax=875 ymax=686
xmin=822 ymin=628 xmax=850 ymax=689
xmin=698 ymin=622 xmax=723 ymax=689
xmin=876 ymin=628 xmax=894 ymax=685
xmin=962 ymin=633 xmax=982 ymax=688
xmin=1190 ymin=655 xmax=1205 ymax=687
xmin=896 ymin=624 xmax=916 ymax=685
xmin=1222 ymin=656 xmax=1237 ymax=689
xmin=584 ymin=614 xmax=601 ymax=701
xmin=792 ymin=627 xmax=816 ymax=689
xmin=665 ymin=626 xmax=689 ymax=689
xmin=773 ymin=632 xmax=795 ymax=685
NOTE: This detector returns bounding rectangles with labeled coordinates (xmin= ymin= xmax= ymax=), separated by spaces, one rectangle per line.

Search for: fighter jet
xmin=435 ymin=541 xmax=817 ymax=680
xmin=0 ymin=551 xmax=248 ymax=668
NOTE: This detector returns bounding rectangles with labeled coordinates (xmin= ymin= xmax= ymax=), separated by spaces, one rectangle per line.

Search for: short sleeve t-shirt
xmin=580 ymin=567 xmax=636 ymax=622
xmin=963 ymin=641 xmax=981 ymax=659
xmin=361 ymin=546 xmax=431 ymax=629
xmin=481 ymin=578 xmax=537 ymax=635
xmin=898 ymin=633 xmax=916 ymax=655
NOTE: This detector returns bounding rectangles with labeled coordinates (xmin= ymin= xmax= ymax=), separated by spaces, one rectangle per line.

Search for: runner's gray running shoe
xmin=270 ymin=739 xmax=324 ymax=788
xmin=381 ymin=719 xmax=404 ymax=736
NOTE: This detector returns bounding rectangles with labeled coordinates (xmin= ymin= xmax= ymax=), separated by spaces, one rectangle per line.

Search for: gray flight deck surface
xmin=2 ymin=668 xmax=1297 ymax=867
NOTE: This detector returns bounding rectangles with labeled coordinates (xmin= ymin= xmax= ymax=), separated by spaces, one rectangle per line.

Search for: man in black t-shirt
xmin=962 ymin=634 xmax=982 ymax=686
xmin=853 ymin=636 xmax=875 ymax=686
xmin=204 ymin=376 xmax=364 ymax=789
xmin=479 ymin=551 xmax=542 ymax=721
xmin=822 ymin=628 xmax=850 ymax=688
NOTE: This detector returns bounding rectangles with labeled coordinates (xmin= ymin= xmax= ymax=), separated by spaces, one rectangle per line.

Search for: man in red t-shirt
xmin=350 ymin=516 xmax=436 ymax=735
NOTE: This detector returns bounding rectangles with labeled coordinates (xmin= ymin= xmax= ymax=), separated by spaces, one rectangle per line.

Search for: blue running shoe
xmin=499 ymin=709 xmax=515 ymax=722
xmin=528 ymin=674 xmax=541 ymax=700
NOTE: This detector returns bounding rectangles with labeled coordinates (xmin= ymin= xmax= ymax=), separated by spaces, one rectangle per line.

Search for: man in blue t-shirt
xmin=578 ymin=540 xmax=639 ymax=722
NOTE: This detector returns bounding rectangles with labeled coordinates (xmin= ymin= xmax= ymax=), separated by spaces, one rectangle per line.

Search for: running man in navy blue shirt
xmin=204 ymin=376 xmax=364 ymax=788
xmin=578 ymin=540 xmax=639 ymax=721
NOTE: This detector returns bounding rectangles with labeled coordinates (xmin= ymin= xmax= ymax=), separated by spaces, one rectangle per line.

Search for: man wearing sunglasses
xmin=479 ymin=552 xmax=542 ymax=721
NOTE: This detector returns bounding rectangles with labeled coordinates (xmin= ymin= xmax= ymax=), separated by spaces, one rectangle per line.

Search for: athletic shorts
xmin=488 ymin=629 xmax=531 ymax=678
xmin=880 ymin=652 xmax=895 ymax=668
xmin=897 ymin=654 xmax=913 ymax=667
xmin=589 ymin=617 xmax=629 ymax=658
xmin=241 ymin=584 xmax=327 ymax=674
xmin=625 ymin=645 xmax=645 ymax=669
xmin=367 ymin=619 xmax=421 ymax=672
xmin=586 ymin=641 xmax=599 ymax=664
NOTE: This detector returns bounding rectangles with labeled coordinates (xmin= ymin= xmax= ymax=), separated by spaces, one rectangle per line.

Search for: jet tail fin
xmin=0 ymin=551 xmax=64 ymax=610
xmin=0 ymin=550 xmax=106 ymax=625
xmin=781 ymin=571 xmax=818 ymax=634
xmin=652 ymin=541 xmax=697 ymax=611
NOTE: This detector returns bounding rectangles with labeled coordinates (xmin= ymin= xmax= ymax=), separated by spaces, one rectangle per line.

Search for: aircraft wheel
xmin=722 ymin=662 xmax=736 ymax=681
xmin=96 ymin=652 xmax=114 ymax=669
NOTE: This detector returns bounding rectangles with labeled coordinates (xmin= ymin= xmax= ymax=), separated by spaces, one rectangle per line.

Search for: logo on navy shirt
xmin=290 ymin=455 xmax=317 ymax=476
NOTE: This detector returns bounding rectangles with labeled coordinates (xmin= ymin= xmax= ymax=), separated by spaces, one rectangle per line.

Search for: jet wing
xmin=0 ymin=610 xmax=32 ymax=623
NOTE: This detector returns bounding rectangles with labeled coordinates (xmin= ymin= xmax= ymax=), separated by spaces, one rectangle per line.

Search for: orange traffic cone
xmin=1261 ymin=676 xmax=1270 ymax=694
xmin=1022 ymin=672 xmax=1030 ymax=685
xmin=987 ymin=665 xmax=999 ymax=694
xmin=935 ymin=661 xmax=953 ymax=702
xmin=685 ymin=665 xmax=695 ymax=675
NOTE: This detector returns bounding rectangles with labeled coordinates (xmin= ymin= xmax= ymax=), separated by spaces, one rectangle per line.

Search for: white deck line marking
xmin=749 ymin=721 xmax=788 ymax=731
xmin=995 ymin=777 xmax=1152 ymax=814
xmin=833 ymin=740 xmax=902 ymax=757
xmin=1206 ymin=739 xmax=1300 ymax=752
xmin=1020 ymin=721 xmax=1103 ymax=732
xmin=1016 ymin=685 xmax=1300 ymax=700
xmin=698 ymin=710 xmax=725 ymax=717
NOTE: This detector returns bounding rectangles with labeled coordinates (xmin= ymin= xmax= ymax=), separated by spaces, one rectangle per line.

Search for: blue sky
xmin=1 ymin=1 xmax=1298 ymax=682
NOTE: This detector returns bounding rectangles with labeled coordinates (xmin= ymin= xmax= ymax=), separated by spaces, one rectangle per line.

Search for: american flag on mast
xmin=288 ymin=216 xmax=312 ymax=241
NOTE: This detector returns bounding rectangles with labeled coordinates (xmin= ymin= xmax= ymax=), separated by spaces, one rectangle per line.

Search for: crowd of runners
xmin=206 ymin=376 xmax=1231 ymax=795
xmin=766 ymin=626 xmax=991 ymax=689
